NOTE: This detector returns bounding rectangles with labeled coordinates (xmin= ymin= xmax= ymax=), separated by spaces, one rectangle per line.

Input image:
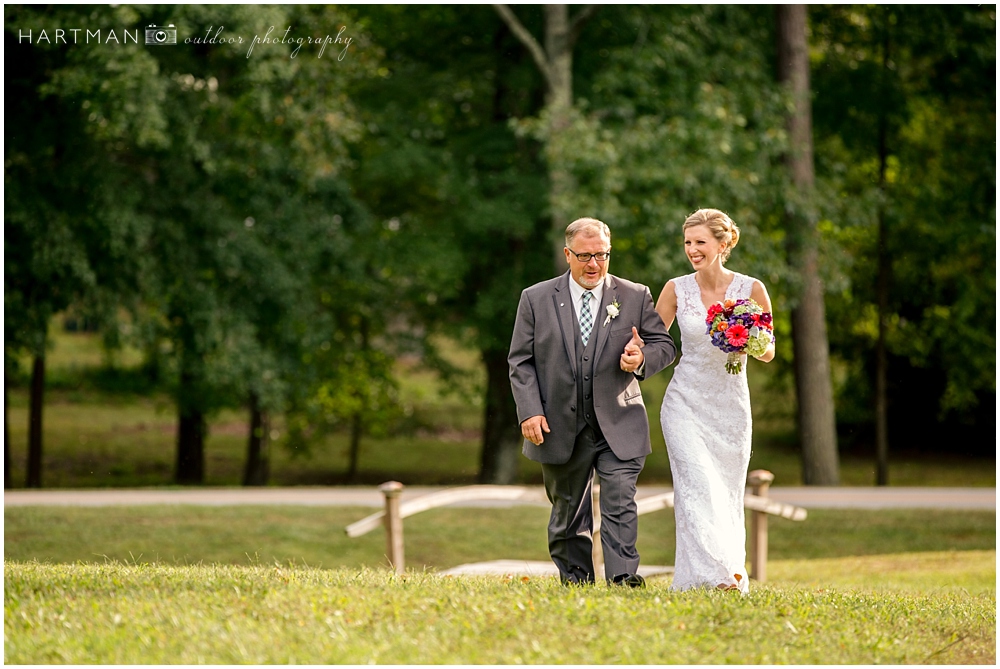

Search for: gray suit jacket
xmin=508 ymin=271 xmax=676 ymax=464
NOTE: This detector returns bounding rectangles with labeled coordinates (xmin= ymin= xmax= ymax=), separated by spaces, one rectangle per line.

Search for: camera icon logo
xmin=145 ymin=24 xmax=177 ymax=45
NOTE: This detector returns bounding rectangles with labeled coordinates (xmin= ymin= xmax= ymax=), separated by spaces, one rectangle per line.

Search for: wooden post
xmin=591 ymin=483 xmax=604 ymax=585
xmin=380 ymin=481 xmax=405 ymax=574
xmin=747 ymin=469 xmax=775 ymax=582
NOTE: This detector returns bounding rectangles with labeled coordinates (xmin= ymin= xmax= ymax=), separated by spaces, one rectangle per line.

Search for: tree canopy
xmin=5 ymin=5 xmax=994 ymax=485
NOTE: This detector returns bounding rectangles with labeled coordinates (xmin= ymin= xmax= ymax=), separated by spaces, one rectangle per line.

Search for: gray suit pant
xmin=540 ymin=425 xmax=645 ymax=584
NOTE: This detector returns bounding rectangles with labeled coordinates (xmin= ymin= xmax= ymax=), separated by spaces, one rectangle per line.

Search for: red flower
xmin=725 ymin=323 xmax=749 ymax=347
xmin=706 ymin=303 xmax=724 ymax=323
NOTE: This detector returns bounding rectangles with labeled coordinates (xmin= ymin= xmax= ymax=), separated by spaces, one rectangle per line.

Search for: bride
xmin=655 ymin=209 xmax=775 ymax=593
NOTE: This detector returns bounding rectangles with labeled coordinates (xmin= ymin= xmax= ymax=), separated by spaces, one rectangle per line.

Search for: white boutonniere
xmin=603 ymin=298 xmax=621 ymax=327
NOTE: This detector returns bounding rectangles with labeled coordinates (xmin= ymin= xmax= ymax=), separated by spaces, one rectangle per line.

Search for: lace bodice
xmin=670 ymin=271 xmax=756 ymax=389
xmin=659 ymin=271 xmax=757 ymax=593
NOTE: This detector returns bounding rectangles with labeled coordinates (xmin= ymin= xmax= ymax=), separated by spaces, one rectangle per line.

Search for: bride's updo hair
xmin=682 ymin=208 xmax=740 ymax=264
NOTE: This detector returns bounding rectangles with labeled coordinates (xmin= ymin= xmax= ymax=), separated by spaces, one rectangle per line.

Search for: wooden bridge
xmin=346 ymin=469 xmax=806 ymax=583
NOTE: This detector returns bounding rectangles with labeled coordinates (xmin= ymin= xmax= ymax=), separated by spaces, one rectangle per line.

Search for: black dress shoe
xmin=612 ymin=573 xmax=646 ymax=588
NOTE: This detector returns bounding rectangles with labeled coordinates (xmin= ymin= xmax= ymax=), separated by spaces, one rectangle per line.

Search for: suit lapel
xmin=593 ymin=274 xmax=618 ymax=363
xmin=553 ymin=271 xmax=579 ymax=379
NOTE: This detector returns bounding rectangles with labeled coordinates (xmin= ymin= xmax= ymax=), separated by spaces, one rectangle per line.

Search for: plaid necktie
xmin=580 ymin=291 xmax=594 ymax=346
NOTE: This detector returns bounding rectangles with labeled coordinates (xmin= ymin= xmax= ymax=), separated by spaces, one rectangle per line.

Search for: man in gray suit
xmin=508 ymin=217 xmax=676 ymax=586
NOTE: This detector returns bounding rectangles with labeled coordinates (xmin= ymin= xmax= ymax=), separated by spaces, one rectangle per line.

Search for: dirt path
xmin=4 ymin=485 xmax=994 ymax=509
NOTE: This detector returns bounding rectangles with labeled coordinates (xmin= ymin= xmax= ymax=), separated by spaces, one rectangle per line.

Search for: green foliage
xmin=5 ymin=3 xmax=995 ymax=474
xmin=4 ymin=561 xmax=995 ymax=664
xmin=510 ymin=5 xmax=799 ymax=406
xmin=285 ymin=342 xmax=404 ymax=455
xmin=4 ymin=5 xmax=409 ymax=470
xmin=554 ymin=5 xmax=792 ymax=290
xmin=348 ymin=5 xmax=552 ymax=360
xmin=811 ymin=5 xmax=996 ymax=449
xmin=4 ymin=5 xmax=152 ymax=355
xmin=116 ymin=5 xmax=379 ymax=423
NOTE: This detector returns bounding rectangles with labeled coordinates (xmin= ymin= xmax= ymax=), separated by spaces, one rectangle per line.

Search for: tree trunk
xmin=490 ymin=4 xmax=598 ymax=482
xmin=175 ymin=370 xmax=205 ymax=484
xmin=479 ymin=348 xmax=522 ymax=484
xmin=5 ymin=377 xmax=11 ymax=488
xmin=776 ymin=4 xmax=840 ymax=485
xmin=874 ymin=13 xmax=892 ymax=486
xmin=176 ymin=408 xmax=205 ymax=484
xmin=875 ymin=210 xmax=889 ymax=486
xmin=494 ymin=4 xmax=599 ymax=271
xmin=243 ymin=393 xmax=270 ymax=486
xmin=346 ymin=316 xmax=372 ymax=482
xmin=347 ymin=411 xmax=362 ymax=481
xmin=543 ymin=4 xmax=575 ymax=270
xmin=26 ymin=353 xmax=45 ymax=488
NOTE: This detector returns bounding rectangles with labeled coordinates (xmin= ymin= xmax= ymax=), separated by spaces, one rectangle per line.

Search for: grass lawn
xmin=4 ymin=505 xmax=994 ymax=575
xmin=5 ymin=503 xmax=994 ymax=663
xmin=4 ymin=561 xmax=994 ymax=664
xmin=9 ymin=328 xmax=992 ymax=662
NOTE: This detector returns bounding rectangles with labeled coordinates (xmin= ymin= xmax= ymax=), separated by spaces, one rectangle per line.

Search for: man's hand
xmin=620 ymin=326 xmax=645 ymax=373
xmin=521 ymin=415 xmax=550 ymax=445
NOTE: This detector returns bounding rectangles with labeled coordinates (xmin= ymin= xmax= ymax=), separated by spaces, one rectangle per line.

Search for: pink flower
xmin=725 ymin=323 xmax=749 ymax=347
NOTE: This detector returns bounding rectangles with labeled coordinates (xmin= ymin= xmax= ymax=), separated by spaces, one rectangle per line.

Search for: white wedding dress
xmin=660 ymin=272 xmax=756 ymax=593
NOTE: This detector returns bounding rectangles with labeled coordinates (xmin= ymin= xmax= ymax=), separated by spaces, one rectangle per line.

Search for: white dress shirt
xmin=567 ymin=276 xmax=604 ymax=329
xmin=567 ymin=274 xmax=643 ymax=375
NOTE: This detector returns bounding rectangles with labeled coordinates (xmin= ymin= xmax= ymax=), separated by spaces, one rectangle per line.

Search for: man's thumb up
xmin=627 ymin=326 xmax=645 ymax=351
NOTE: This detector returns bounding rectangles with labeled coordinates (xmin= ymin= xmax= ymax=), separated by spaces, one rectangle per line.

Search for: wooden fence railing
xmin=345 ymin=469 xmax=806 ymax=583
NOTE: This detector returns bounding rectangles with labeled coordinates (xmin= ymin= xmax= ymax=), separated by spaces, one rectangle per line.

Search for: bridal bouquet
xmin=705 ymin=298 xmax=774 ymax=374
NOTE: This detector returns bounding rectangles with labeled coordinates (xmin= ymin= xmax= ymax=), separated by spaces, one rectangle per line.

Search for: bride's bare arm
xmin=655 ymin=280 xmax=678 ymax=331
xmin=751 ymin=280 xmax=776 ymax=363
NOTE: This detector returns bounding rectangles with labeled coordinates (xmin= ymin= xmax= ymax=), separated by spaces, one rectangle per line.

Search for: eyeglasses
xmin=567 ymin=248 xmax=611 ymax=263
